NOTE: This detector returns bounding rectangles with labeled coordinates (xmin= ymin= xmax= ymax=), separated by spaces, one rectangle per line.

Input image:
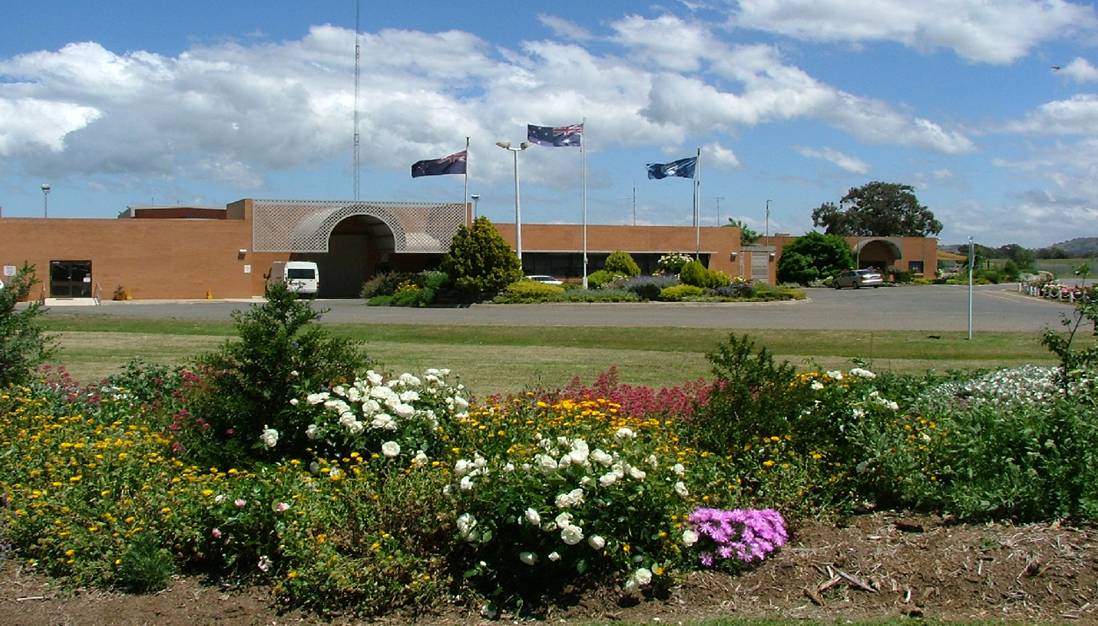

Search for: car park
xmin=834 ymin=268 xmax=883 ymax=289
xmin=525 ymin=274 xmax=563 ymax=285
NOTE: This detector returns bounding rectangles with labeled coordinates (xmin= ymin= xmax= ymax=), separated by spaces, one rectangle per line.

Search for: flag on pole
xmin=411 ymin=150 xmax=467 ymax=177
xmin=646 ymin=156 xmax=698 ymax=180
xmin=527 ymin=123 xmax=583 ymax=147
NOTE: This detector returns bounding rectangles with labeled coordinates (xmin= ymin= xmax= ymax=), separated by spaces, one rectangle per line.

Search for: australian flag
xmin=527 ymin=123 xmax=583 ymax=147
xmin=646 ymin=156 xmax=697 ymax=180
xmin=411 ymin=150 xmax=467 ymax=177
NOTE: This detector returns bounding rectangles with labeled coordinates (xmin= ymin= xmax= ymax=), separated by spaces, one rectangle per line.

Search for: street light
xmin=495 ymin=141 xmax=529 ymax=261
xmin=41 ymin=183 xmax=51 ymax=218
xmin=470 ymin=194 xmax=480 ymax=221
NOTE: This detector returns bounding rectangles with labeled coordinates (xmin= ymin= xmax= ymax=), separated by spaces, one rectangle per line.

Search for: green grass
xmin=41 ymin=317 xmax=1065 ymax=396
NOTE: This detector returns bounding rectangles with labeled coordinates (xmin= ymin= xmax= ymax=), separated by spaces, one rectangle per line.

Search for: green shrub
xmin=361 ymin=272 xmax=410 ymax=299
xmin=0 ymin=263 xmax=55 ymax=386
xmin=440 ymin=216 xmax=522 ymax=299
xmin=603 ymin=250 xmax=641 ymax=277
xmin=658 ymin=284 xmax=705 ymax=301
xmin=776 ymin=232 xmax=854 ymax=285
xmin=494 ymin=280 xmax=566 ymax=303
xmin=560 ymin=289 xmax=639 ymax=302
xmin=678 ymin=261 xmax=708 ymax=287
xmin=367 ymin=294 xmax=394 ymax=306
xmin=391 ymin=282 xmax=435 ymax=307
xmin=616 ymin=275 xmax=678 ymax=300
xmin=186 ymin=281 xmax=371 ymax=464
xmin=586 ymin=269 xmax=625 ymax=289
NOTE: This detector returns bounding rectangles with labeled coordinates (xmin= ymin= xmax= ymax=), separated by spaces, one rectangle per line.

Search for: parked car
xmin=525 ymin=274 xmax=563 ymax=285
xmin=834 ymin=268 xmax=883 ymax=289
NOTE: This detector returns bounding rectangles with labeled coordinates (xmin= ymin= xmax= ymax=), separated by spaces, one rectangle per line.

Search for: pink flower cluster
xmin=688 ymin=507 xmax=788 ymax=567
xmin=555 ymin=367 xmax=715 ymax=418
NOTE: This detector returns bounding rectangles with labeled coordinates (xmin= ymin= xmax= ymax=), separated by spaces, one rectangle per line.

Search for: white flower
xmin=370 ymin=413 xmax=397 ymax=431
xmin=548 ymin=551 xmax=561 ymax=562
xmin=366 ymin=370 xmax=384 ymax=385
xmin=257 ymin=555 xmax=273 ymax=572
xmin=561 ymin=524 xmax=585 ymax=546
xmin=524 ymin=508 xmax=541 ymax=526
xmin=398 ymin=373 xmax=422 ymax=387
xmin=554 ymin=511 xmax=573 ymax=528
xmin=682 ymin=529 xmax=699 ymax=547
xmin=588 ymin=535 xmax=606 ymax=550
xmin=503 ymin=462 xmax=515 ymax=472
xmin=810 ymin=380 xmax=824 ymax=391
xmin=306 ymin=392 xmax=329 ymax=405
xmin=627 ymin=465 xmax=647 ymax=480
xmin=555 ymin=488 xmax=585 ymax=509
xmin=362 ymin=399 xmax=381 ymax=415
xmin=289 ymin=398 xmax=299 ymax=406
xmin=412 ymin=450 xmax=429 ymax=467
xmin=459 ymin=475 xmax=475 ymax=491
xmin=305 ymin=424 xmax=319 ymax=440
xmin=456 ymin=512 xmax=478 ymax=542
xmin=452 ymin=395 xmax=469 ymax=410
xmin=591 ymin=449 xmax=614 ymax=465
xmin=259 ymin=426 xmax=279 ymax=449
xmin=347 ymin=420 xmax=364 ymax=435
xmin=674 ymin=481 xmax=689 ymax=497
xmin=535 ymin=454 xmax=558 ymax=474
xmin=519 ymin=552 xmax=537 ymax=566
xmin=633 ymin=567 xmax=652 ymax=586
xmin=339 ymin=411 xmax=357 ymax=429
xmin=598 ymin=472 xmax=618 ymax=487
xmin=826 ymin=370 xmax=843 ymax=380
xmin=393 ymin=403 xmax=416 ymax=418
xmin=399 ymin=390 xmax=420 ymax=402
xmin=454 ymin=459 xmax=471 ymax=477
xmin=645 ymin=454 xmax=659 ymax=469
xmin=849 ymin=367 xmax=877 ymax=379
xmin=672 ymin=463 xmax=685 ymax=476
xmin=614 ymin=427 xmax=635 ymax=441
xmin=568 ymin=439 xmax=590 ymax=465
xmin=381 ymin=441 xmax=401 ymax=458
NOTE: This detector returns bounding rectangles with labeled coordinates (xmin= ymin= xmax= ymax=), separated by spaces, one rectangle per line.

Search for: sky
xmin=2 ymin=0 xmax=1098 ymax=248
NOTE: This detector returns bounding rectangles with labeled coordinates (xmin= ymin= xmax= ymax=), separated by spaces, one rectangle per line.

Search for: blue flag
xmin=646 ymin=157 xmax=697 ymax=180
xmin=411 ymin=150 xmax=467 ymax=177
xmin=527 ymin=123 xmax=583 ymax=147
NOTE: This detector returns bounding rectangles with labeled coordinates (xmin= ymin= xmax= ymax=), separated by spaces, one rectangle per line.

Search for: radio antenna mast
xmin=352 ymin=0 xmax=361 ymax=201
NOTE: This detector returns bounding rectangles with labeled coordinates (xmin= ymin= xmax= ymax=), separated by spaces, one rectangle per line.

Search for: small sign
xmin=82 ymin=276 xmax=92 ymax=283
xmin=2 ymin=265 xmax=15 ymax=277
xmin=243 ymin=264 xmax=252 ymax=274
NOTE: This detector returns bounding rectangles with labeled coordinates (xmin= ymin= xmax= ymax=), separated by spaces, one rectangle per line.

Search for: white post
xmin=967 ymin=236 xmax=974 ymax=340
xmin=581 ymin=118 xmax=588 ymax=289
xmin=694 ymin=147 xmax=701 ymax=259
xmin=513 ymin=149 xmax=522 ymax=261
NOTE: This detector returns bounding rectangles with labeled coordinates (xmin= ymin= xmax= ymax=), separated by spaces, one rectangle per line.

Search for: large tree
xmin=812 ymin=181 xmax=942 ymax=237
xmin=776 ymin=232 xmax=854 ymax=285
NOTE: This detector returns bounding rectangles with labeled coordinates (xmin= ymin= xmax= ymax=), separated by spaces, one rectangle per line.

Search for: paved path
xmin=44 ymin=284 xmax=1078 ymax=332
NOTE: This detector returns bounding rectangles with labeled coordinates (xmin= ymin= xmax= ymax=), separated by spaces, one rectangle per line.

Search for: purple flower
xmin=686 ymin=507 xmax=788 ymax=567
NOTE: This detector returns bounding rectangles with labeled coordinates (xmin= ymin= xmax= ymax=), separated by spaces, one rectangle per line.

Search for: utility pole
xmin=715 ymin=196 xmax=725 ymax=226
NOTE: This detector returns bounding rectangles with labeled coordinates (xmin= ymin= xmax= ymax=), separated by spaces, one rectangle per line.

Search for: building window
xmin=908 ymin=260 xmax=925 ymax=275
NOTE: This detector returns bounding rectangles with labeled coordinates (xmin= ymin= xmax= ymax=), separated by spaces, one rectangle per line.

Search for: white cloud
xmin=731 ymin=0 xmax=1095 ymax=64
xmin=537 ymin=14 xmax=594 ymax=41
xmin=0 ymin=97 xmax=101 ymax=154
xmin=1007 ymin=94 xmax=1098 ymax=135
xmin=795 ymin=146 xmax=869 ymax=174
xmin=704 ymin=142 xmax=741 ymax=168
xmin=610 ymin=14 xmax=722 ymax=72
xmin=1059 ymin=57 xmax=1098 ymax=83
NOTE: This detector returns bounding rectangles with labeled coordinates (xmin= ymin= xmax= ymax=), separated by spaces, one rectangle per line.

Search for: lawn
xmin=41 ymin=317 xmax=1060 ymax=395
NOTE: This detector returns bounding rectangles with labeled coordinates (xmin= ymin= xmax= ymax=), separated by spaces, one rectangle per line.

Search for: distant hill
xmin=1047 ymin=237 xmax=1098 ymax=256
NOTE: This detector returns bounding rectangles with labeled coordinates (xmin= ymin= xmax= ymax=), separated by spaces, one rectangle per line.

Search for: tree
xmin=440 ymin=216 xmax=522 ymax=298
xmin=0 ymin=264 xmax=56 ymax=386
xmin=812 ymin=182 xmax=942 ymax=237
xmin=776 ymin=232 xmax=854 ymax=285
xmin=725 ymin=218 xmax=761 ymax=246
xmin=997 ymin=244 xmax=1035 ymax=270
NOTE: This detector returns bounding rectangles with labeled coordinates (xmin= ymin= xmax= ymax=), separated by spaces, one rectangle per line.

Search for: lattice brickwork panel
xmin=252 ymin=199 xmax=465 ymax=253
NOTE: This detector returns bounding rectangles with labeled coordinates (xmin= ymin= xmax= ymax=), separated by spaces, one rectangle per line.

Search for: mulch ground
xmin=3 ymin=512 xmax=1096 ymax=625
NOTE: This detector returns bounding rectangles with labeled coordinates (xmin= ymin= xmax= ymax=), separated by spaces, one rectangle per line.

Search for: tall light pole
xmin=495 ymin=141 xmax=529 ymax=262
xmin=715 ymin=195 xmax=725 ymax=226
xmin=470 ymin=194 xmax=480 ymax=221
xmin=41 ymin=184 xmax=51 ymax=218
xmin=967 ymin=236 xmax=974 ymax=340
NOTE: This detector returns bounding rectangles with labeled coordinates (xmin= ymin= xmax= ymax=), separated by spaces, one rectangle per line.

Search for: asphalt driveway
xmin=44 ymin=284 xmax=1078 ymax=332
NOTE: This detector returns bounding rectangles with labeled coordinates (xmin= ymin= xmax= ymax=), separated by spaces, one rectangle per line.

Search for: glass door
xmin=49 ymin=260 xmax=93 ymax=297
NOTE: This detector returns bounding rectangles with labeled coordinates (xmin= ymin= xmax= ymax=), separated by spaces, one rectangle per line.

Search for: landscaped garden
xmin=2 ymin=265 xmax=1097 ymax=624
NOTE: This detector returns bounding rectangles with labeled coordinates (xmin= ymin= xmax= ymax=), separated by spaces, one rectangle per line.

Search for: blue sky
xmin=2 ymin=0 xmax=1098 ymax=247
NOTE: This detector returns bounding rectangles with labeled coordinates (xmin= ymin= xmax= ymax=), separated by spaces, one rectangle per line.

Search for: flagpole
xmin=464 ymin=136 xmax=470 ymax=224
xmin=694 ymin=147 xmax=701 ymax=259
xmin=581 ymin=118 xmax=588 ymax=289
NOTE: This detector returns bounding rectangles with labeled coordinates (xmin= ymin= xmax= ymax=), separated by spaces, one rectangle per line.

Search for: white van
xmin=268 ymin=261 xmax=319 ymax=296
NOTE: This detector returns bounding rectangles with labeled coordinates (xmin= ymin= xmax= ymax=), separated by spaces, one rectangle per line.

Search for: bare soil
xmin=3 ymin=512 xmax=1096 ymax=625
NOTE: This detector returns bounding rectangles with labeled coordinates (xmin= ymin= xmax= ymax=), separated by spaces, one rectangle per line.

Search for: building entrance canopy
xmin=250 ymin=199 xmax=465 ymax=253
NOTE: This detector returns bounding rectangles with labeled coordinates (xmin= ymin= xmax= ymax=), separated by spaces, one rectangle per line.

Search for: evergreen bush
xmin=603 ymin=250 xmax=641 ymax=277
xmin=0 ymin=264 xmax=55 ymax=387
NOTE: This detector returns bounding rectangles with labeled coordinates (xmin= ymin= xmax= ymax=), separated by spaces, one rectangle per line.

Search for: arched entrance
xmin=856 ymin=238 xmax=902 ymax=271
xmin=294 ymin=215 xmax=395 ymax=298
